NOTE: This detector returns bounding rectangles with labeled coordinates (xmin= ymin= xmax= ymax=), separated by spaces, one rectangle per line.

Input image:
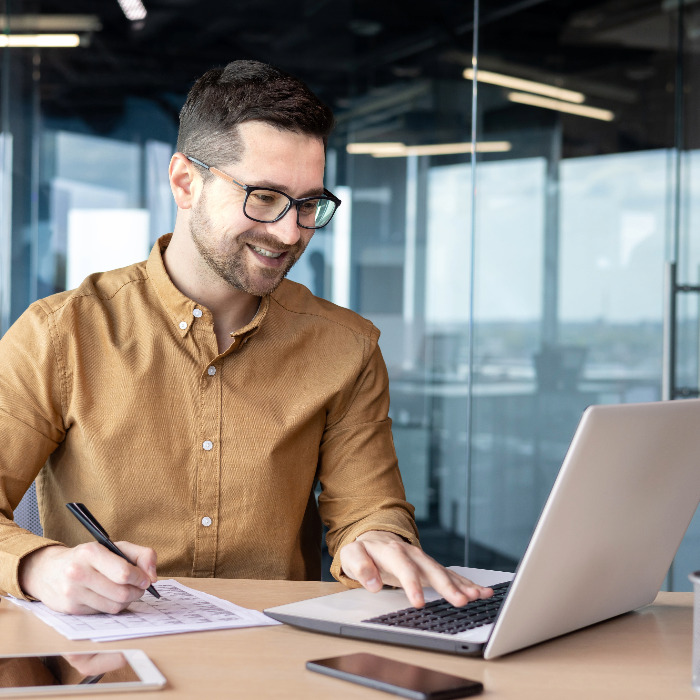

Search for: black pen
xmin=65 ymin=502 xmax=160 ymax=599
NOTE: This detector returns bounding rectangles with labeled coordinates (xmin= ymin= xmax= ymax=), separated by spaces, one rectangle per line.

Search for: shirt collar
xmin=146 ymin=233 xmax=270 ymax=339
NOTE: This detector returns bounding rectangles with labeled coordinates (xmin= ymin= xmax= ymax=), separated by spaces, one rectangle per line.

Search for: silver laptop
xmin=266 ymin=399 xmax=700 ymax=659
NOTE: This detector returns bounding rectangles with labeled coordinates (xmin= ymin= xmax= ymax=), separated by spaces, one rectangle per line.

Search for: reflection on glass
xmin=0 ymin=652 xmax=138 ymax=688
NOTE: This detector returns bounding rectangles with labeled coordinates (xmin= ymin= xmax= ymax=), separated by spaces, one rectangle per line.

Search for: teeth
xmin=251 ymin=245 xmax=282 ymax=259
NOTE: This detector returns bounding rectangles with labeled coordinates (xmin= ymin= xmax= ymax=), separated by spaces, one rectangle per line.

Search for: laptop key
xmin=363 ymin=581 xmax=511 ymax=635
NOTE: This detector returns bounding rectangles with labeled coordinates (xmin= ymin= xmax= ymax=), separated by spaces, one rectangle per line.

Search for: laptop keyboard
xmin=363 ymin=581 xmax=511 ymax=635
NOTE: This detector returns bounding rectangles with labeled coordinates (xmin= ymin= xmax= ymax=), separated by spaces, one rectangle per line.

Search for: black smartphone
xmin=306 ymin=652 xmax=483 ymax=700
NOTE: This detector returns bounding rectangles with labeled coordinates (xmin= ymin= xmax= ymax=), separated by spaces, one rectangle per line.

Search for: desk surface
xmin=0 ymin=579 xmax=695 ymax=699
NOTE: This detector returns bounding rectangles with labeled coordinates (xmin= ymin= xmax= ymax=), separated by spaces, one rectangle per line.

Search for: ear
xmin=169 ymin=152 xmax=199 ymax=210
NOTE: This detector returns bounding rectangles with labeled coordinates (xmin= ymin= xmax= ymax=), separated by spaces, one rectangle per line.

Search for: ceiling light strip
xmin=346 ymin=142 xmax=512 ymax=157
xmin=507 ymin=92 xmax=614 ymax=122
xmin=464 ymin=68 xmax=585 ymax=104
xmin=117 ymin=0 xmax=148 ymax=21
xmin=347 ymin=142 xmax=405 ymax=155
xmin=2 ymin=15 xmax=101 ymax=32
xmin=0 ymin=34 xmax=80 ymax=47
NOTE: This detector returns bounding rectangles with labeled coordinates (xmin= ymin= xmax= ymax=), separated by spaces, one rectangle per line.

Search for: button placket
xmin=192 ymin=342 xmax=222 ymax=577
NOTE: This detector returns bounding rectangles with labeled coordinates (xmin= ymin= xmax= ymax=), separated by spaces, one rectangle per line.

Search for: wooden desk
xmin=0 ymin=579 xmax=695 ymax=699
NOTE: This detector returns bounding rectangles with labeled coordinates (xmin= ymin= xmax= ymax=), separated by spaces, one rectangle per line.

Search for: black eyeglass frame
xmin=186 ymin=156 xmax=341 ymax=230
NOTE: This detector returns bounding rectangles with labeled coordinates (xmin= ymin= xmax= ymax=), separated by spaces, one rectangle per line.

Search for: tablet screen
xmin=0 ymin=651 xmax=163 ymax=695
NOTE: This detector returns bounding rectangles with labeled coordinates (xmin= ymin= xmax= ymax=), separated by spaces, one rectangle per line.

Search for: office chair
xmin=14 ymin=482 xmax=43 ymax=536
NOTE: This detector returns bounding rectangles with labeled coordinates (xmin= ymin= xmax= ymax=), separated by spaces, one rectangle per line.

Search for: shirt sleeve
xmin=0 ymin=302 xmax=66 ymax=598
xmin=318 ymin=334 xmax=420 ymax=586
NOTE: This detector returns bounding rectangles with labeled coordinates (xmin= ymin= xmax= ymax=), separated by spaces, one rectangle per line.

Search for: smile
xmin=250 ymin=244 xmax=283 ymax=259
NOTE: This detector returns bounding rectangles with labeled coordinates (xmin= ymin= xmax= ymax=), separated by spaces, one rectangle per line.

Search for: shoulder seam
xmin=46 ymin=310 xmax=68 ymax=420
xmin=0 ymin=406 xmax=62 ymax=444
xmin=269 ymin=294 xmax=376 ymax=341
xmin=37 ymin=274 xmax=149 ymax=317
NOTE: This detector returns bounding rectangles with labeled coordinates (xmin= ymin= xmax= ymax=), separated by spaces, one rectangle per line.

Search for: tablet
xmin=0 ymin=650 xmax=165 ymax=696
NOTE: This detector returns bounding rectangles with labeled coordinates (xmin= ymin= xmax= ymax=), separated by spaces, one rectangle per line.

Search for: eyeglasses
xmin=186 ymin=156 xmax=341 ymax=230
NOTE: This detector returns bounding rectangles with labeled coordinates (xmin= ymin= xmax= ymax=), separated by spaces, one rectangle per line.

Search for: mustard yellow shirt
xmin=0 ymin=235 xmax=418 ymax=598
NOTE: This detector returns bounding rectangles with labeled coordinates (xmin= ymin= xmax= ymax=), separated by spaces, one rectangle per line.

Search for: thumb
xmin=340 ymin=541 xmax=383 ymax=592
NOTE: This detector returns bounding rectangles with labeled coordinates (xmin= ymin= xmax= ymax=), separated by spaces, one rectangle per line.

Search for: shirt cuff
xmin=0 ymin=534 xmax=64 ymax=600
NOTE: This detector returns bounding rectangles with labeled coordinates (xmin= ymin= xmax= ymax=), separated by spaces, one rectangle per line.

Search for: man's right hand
xmin=18 ymin=542 xmax=158 ymax=615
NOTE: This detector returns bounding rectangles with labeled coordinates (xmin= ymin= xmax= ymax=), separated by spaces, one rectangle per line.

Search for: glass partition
xmin=1 ymin=0 xmax=698 ymax=587
xmin=472 ymin=0 xmax=696 ymax=588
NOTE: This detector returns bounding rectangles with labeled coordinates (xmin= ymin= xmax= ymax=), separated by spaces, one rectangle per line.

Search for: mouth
xmin=247 ymin=242 xmax=292 ymax=269
xmin=250 ymin=244 xmax=284 ymax=259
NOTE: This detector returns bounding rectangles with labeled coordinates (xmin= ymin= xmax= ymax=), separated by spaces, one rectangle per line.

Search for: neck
xmin=163 ymin=229 xmax=261 ymax=351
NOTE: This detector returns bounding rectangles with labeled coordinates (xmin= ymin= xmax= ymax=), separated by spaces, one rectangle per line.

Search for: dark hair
xmin=176 ymin=60 xmax=335 ymax=167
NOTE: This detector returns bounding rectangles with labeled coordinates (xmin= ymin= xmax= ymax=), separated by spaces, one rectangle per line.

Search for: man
xmin=0 ymin=60 xmax=491 ymax=614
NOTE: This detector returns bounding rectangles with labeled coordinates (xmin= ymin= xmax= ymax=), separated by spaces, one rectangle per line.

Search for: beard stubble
xmin=188 ymin=188 xmax=306 ymax=296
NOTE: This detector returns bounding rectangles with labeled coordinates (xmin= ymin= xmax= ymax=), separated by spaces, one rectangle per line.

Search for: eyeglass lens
xmin=245 ymin=190 xmax=336 ymax=229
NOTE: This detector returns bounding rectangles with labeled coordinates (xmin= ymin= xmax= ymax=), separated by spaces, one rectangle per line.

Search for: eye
xmin=249 ymin=190 xmax=282 ymax=206
xmin=298 ymin=200 xmax=319 ymax=216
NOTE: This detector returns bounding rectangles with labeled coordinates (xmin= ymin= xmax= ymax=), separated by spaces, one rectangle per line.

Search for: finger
xmin=346 ymin=539 xmax=430 ymax=607
xmin=50 ymin=565 xmax=142 ymax=615
xmin=117 ymin=541 xmax=158 ymax=583
xmin=18 ymin=544 xmax=143 ymax=615
xmin=357 ymin=541 xmax=492 ymax=609
xmin=77 ymin=542 xmax=150 ymax=589
xmin=358 ymin=540 xmax=428 ymax=608
xmin=339 ymin=541 xmax=383 ymax=592
xmin=62 ymin=583 xmax=142 ymax=615
xmin=437 ymin=569 xmax=493 ymax=606
xmin=407 ymin=559 xmax=471 ymax=607
xmin=447 ymin=571 xmax=493 ymax=601
xmin=397 ymin=552 xmax=494 ymax=607
xmin=71 ymin=543 xmax=150 ymax=603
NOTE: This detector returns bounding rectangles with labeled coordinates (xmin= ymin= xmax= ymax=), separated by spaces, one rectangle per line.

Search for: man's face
xmin=188 ymin=121 xmax=326 ymax=296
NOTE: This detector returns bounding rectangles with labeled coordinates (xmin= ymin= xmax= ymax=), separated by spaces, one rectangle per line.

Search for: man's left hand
xmin=339 ymin=531 xmax=493 ymax=608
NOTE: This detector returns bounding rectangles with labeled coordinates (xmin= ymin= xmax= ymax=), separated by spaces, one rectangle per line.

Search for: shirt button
xmin=207 ymin=366 xmax=216 ymax=376
xmin=179 ymin=321 xmax=188 ymax=330
xmin=202 ymin=440 xmax=213 ymax=451
xmin=192 ymin=308 xmax=203 ymax=318
xmin=201 ymin=516 xmax=212 ymax=527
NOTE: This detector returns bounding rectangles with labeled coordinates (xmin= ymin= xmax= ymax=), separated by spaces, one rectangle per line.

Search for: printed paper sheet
xmin=6 ymin=579 xmax=279 ymax=642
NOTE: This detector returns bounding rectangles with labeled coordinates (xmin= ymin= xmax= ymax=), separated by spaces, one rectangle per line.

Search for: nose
xmin=264 ymin=206 xmax=302 ymax=246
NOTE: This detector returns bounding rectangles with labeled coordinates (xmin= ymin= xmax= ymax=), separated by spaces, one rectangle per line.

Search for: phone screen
xmin=307 ymin=652 xmax=483 ymax=699
xmin=0 ymin=651 xmax=164 ymax=696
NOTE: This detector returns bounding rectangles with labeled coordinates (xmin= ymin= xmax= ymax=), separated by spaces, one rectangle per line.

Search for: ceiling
xmin=2 ymin=0 xmax=698 ymax=152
